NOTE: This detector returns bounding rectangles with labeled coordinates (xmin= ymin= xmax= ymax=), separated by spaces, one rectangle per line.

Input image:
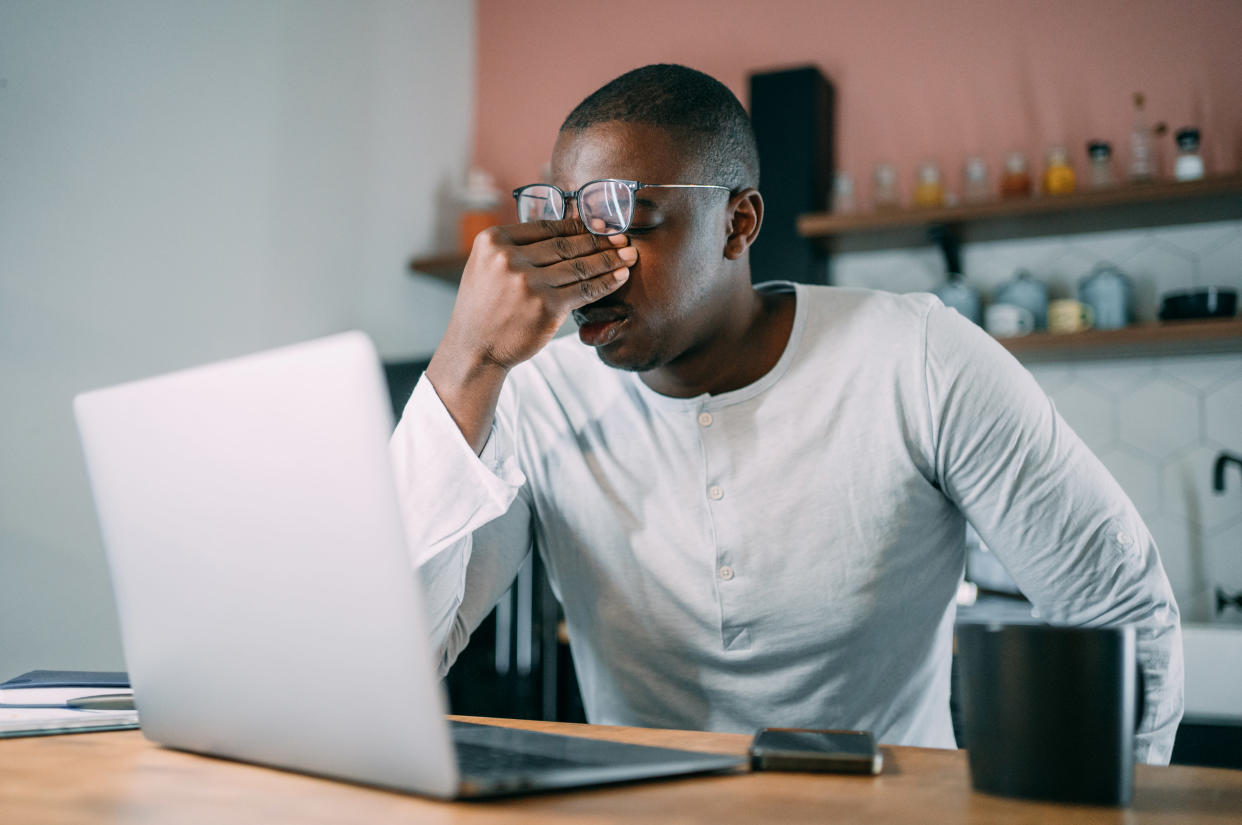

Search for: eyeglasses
xmin=512 ymin=179 xmax=732 ymax=236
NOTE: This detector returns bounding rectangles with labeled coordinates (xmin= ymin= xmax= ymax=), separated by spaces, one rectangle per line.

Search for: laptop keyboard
xmin=455 ymin=741 xmax=596 ymax=775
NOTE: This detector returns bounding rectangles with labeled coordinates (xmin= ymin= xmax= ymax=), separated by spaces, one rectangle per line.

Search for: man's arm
xmin=921 ymin=302 xmax=1183 ymax=764
xmin=392 ymin=219 xmax=634 ymax=670
xmin=426 ymin=218 xmax=635 ymax=453
xmin=389 ymin=374 xmax=531 ymax=672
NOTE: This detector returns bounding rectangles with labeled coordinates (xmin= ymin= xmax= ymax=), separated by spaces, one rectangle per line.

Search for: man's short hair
xmin=561 ymin=64 xmax=759 ymax=191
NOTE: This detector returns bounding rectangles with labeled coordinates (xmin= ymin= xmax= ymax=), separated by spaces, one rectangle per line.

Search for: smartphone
xmin=749 ymin=728 xmax=883 ymax=774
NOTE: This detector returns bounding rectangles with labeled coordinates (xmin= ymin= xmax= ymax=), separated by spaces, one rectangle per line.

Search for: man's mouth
xmin=574 ymin=305 xmax=630 ymax=348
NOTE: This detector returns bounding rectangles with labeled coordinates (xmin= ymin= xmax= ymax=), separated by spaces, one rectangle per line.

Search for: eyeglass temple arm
xmin=638 ymin=184 xmax=733 ymax=192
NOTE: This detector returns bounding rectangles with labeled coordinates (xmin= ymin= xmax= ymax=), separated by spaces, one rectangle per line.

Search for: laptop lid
xmin=74 ymin=332 xmax=460 ymax=797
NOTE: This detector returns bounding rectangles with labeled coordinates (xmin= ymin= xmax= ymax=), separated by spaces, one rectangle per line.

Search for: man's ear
xmin=723 ymin=188 xmax=763 ymax=260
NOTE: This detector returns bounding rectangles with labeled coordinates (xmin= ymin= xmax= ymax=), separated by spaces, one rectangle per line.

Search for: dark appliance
xmin=747 ymin=65 xmax=835 ymax=285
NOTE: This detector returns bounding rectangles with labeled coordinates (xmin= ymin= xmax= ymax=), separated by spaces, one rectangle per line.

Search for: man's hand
xmin=425 ymin=218 xmax=636 ymax=453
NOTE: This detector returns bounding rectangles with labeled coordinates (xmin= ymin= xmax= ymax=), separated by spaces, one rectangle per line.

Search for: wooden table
xmin=2 ymin=716 xmax=1240 ymax=824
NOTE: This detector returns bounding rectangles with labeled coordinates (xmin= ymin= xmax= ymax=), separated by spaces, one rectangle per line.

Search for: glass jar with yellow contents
xmin=913 ymin=161 xmax=945 ymax=208
xmin=1043 ymin=146 xmax=1076 ymax=195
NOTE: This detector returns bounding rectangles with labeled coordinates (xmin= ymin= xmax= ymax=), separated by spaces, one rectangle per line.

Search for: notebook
xmin=0 ymin=671 xmax=137 ymax=738
xmin=73 ymin=331 xmax=743 ymax=798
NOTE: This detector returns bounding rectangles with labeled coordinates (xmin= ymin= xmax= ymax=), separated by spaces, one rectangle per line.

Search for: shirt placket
xmin=696 ymin=405 xmax=751 ymax=652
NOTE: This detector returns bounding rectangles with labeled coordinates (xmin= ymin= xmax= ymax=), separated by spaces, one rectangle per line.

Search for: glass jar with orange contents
xmin=1000 ymin=152 xmax=1032 ymax=199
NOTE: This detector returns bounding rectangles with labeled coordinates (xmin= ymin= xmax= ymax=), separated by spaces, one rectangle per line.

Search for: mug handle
xmin=1081 ymin=303 xmax=1094 ymax=329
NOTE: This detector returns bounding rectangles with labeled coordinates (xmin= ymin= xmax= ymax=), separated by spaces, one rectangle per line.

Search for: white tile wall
xmin=832 ymin=219 xmax=1242 ymax=623
xmin=833 ymin=219 xmax=1242 ymax=320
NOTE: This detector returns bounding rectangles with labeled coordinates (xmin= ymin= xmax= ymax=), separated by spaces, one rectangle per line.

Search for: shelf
xmin=997 ymin=317 xmax=1242 ymax=362
xmin=408 ymin=252 xmax=469 ymax=285
xmin=800 ymin=174 xmax=1242 ymax=236
xmin=797 ymin=173 xmax=1242 ymax=269
xmin=799 ymin=172 xmax=1242 ymax=237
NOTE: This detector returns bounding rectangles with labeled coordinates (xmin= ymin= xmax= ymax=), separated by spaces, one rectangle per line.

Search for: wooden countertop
xmin=2 ymin=715 xmax=1239 ymax=824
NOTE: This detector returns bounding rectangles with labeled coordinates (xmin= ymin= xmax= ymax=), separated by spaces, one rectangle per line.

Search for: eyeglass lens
xmin=515 ymin=185 xmax=564 ymax=223
xmin=516 ymin=181 xmax=634 ymax=235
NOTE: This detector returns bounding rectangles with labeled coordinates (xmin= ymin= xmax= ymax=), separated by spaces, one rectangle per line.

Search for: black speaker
xmin=748 ymin=66 xmax=835 ymax=285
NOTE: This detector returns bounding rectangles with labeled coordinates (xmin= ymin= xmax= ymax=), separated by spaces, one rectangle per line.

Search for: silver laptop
xmin=73 ymin=331 xmax=743 ymax=799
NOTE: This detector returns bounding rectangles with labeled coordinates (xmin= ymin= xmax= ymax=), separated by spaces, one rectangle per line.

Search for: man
xmin=391 ymin=64 xmax=1183 ymax=762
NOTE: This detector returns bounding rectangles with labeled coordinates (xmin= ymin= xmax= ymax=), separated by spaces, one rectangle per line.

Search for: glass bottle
xmin=962 ymin=156 xmax=990 ymax=203
xmin=1174 ymin=128 xmax=1205 ymax=181
xmin=832 ymin=171 xmax=857 ymax=213
xmin=1129 ymin=92 xmax=1155 ymax=182
xmin=872 ymin=163 xmax=900 ymax=211
xmin=1000 ymin=152 xmax=1032 ymax=198
xmin=913 ymin=162 xmax=945 ymax=208
xmin=1086 ymin=141 xmax=1116 ymax=188
xmin=1043 ymin=146 xmax=1076 ymax=195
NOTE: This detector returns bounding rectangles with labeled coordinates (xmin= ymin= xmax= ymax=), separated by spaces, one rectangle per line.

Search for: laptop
xmin=73 ymin=331 xmax=744 ymax=799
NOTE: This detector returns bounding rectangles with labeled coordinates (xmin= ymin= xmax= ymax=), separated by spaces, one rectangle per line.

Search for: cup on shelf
xmin=1048 ymin=299 xmax=1094 ymax=334
xmin=984 ymin=303 xmax=1035 ymax=338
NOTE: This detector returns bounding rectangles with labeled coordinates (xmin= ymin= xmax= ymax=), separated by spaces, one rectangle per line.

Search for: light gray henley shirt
xmin=389 ymin=282 xmax=1183 ymax=763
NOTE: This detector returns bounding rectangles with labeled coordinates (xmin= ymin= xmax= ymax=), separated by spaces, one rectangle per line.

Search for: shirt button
xmin=708 ymin=485 xmax=724 ymax=500
xmin=719 ymin=565 xmax=735 ymax=581
xmin=698 ymin=412 xmax=713 ymax=427
xmin=1115 ymin=530 xmax=1134 ymax=547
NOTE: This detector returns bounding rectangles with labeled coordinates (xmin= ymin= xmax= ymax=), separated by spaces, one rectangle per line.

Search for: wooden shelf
xmin=997 ymin=317 xmax=1242 ymax=362
xmin=408 ymin=252 xmax=469 ymax=284
xmin=798 ymin=173 xmax=1242 ymax=238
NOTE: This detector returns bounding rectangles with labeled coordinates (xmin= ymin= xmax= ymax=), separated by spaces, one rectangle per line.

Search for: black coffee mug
xmin=956 ymin=623 xmax=1143 ymax=806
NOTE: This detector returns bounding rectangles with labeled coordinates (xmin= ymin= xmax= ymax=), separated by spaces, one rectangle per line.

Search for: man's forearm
xmin=424 ymin=349 xmax=508 ymax=455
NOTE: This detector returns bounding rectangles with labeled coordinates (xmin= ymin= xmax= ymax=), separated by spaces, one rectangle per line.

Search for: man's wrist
xmin=424 ymin=344 xmax=510 ymax=455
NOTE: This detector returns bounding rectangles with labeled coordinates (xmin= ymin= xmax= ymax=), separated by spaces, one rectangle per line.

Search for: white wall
xmin=0 ymin=0 xmax=469 ymax=678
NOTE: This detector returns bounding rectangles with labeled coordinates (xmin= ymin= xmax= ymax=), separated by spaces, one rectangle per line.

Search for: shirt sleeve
xmin=388 ymin=373 xmax=534 ymax=676
xmin=921 ymin=302 xmax=1184 ymax=764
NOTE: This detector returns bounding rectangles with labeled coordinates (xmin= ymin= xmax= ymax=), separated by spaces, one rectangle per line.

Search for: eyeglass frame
xmin=511 ymin=178 xmax=733 ymax=236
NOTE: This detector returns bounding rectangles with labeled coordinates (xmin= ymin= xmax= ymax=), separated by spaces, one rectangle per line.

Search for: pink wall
xmin=474 ymin=0 xmax=1242 ymax=213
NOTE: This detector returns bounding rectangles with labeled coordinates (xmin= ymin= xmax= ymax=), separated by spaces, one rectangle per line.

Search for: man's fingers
xmin=495 ymin=217 xmax=589 ymax=246
xmin=542 ymin=245 xmax=638 ymax=288
xmin=521 ymin=231 xmax=628 ymax=267
xmin=554 ymin=266 xmax=631 ymax=311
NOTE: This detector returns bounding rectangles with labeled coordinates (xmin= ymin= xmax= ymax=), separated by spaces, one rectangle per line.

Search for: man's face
xmin=550 ymin=122 xmax=733 ymax=373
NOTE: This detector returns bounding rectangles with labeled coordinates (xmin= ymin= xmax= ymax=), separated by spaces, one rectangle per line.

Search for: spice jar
xmin=832 ymin=171 xmax=856 ymax=213
xmin=962 ymin=156 xmax=990 ymax=203
xmin=1000 ymin=152 xmax=1032 ymax=199
xmin=913 ymin=162 xmax=945 ymax=208
xmin=1043 ymin=146 xmax=1076 ymax=195
xmin=872 ymin=163 xmax=900 ymax=210
xmin=1086 ymin=141 xmax=1116 ymax=188
xmin=1174 ymin=128 xmax=1204 ymax=181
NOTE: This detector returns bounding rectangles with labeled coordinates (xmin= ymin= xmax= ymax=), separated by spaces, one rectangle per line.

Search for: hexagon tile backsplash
xmin=831 ymin=219 xmax=1242 ymax=317
xmin=1030 ymin=356 xmax=1242 ymax=623
xmin=831 ymin=219 xmax=1242 ymax=623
